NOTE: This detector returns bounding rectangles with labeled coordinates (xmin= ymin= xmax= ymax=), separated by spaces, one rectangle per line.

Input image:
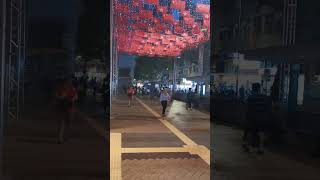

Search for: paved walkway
xmin=3 ymin=97 xmax=107 ymax=179
xmin=110 ymin=96 xmax=210 ymax=180
xmin=213 ymin=124 xmax=320 ymax=180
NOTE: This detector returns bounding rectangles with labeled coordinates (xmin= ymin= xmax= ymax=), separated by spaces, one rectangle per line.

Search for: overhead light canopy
xmin=113 ymin=0 xmax=211 ymax=58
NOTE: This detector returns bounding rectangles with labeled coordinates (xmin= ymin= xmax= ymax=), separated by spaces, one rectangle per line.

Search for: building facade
xmin=214 ymin=0 xmax=320 ymax=133
xmin=175 ymin=42 xmax=211 ymax=96
xmin=214 ymin=0 xmax=283 ymax=94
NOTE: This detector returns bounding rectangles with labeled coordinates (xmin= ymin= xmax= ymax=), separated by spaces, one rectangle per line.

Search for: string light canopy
xmin=114 ymin=0 xmax=210 ymax=58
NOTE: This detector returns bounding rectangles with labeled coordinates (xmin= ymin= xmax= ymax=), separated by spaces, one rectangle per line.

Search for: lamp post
xmin=172 ymin=56 xmax=180 ymax=92
xmin=0 ymin=0 xmax=7 ymax=176
xmin=236 ymin=0 xmax=242 ymax=97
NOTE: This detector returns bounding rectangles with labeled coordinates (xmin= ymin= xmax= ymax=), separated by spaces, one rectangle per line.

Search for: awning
xmin=240 ymin=43 xmax=320 ymax=64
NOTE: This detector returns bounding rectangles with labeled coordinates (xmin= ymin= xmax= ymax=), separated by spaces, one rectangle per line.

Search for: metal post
xmin=0 ymin=0 xmax=7 ymax=176
xmin=110 ymin=0 xmax=118 ymax=97
xmin=235 ymin=53 xmax=240 ymax=96
xmin=198 ymin=44 xmax=204 ymax=76
xmin=110 ymin=0 xmax=113 ymax=99
xmin=172 ymin=57 xmax=177 ymax=92
xmin=16 ymin=0 xmax=22 ymax=122
xmin=280 ymin=0 xmax=297 ymax=103
xmin=21 ymin=0 xmax=26 ymax=115
xmin=236 ymin=0 xmax=242 ymax=97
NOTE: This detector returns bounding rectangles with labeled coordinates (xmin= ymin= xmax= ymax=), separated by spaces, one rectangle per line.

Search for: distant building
xmin=172 ymin=42 xmax=211 ymax=96
xmin=118 ymin=68 xmax=132 ymax=90
xmin=214 ymin=0 xmax=320 ymax=132
xmin=213 ymin=0 xmax=286 ymax=97
xmin=26 ymin=0 xmax=82 ymax=83
xmin=74 ymin=59 xmax=106 ymax=82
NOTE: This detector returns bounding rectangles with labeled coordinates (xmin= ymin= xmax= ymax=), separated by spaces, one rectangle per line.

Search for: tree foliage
xmin=134 ymin=56 xmax=173 ymax=81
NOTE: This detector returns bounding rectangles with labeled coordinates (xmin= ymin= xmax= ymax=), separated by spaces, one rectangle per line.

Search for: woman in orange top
xmin=127 ymin=86 xmax=135 ymax=107
xmin=55 ymin=78 xmax=78 ymax=144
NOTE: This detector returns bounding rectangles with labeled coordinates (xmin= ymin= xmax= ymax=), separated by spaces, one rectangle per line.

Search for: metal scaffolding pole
xmin=0 ymin=0 xmax=7 ymax=176
xmin=280 ymin=0 xmax=297 ymax=103
xmin=235 ymin=0 xmax=242 ymax=97
xmin=20 ymin=0 xmax=26 ymax=115
xmin=0 ymin=0 xmax=24 ymax=176
xmin=110 ymin=0 xmax=113 ymax=98
xmin=111 ymin=0 xmax=118 ymax=97
xmin=172 ymin=58 xmax=177 ymax=92
xmin=7 ymin=0 xmax=25 ymax=122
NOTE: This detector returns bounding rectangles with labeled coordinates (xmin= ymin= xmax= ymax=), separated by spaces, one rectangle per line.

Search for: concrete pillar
xmin=198 ymin=44 xmax=204 ymax=77
xmin=173 ymin=58 xmax=177 ymax=92
xmin=288 ymin=64 xmax=300 ymax=113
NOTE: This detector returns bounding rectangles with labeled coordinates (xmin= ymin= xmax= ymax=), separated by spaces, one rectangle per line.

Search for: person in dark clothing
xmin=91 ymin=77 xmax=97 ymax=97
xmin=72 ymin=75 xmax=79 ymax=91
xmin=186 ymin=88 xmax=193 ymax=111
xmin=160 ymin=88 xmax=170 ymax=117
xmin=243 ymin=83 xmax=272 ymax=154
xmin=150 ymin=88 xmax=157 ymax=103
xmin=239 ymin=85 xmax=245 ymax=103
xmin=123 ymin=86 xmax=127 ymax=95
xmin=127 ymin=86 xmax=135 ymax=107
xmin=102 ymin=80 xmax=109 ymax=115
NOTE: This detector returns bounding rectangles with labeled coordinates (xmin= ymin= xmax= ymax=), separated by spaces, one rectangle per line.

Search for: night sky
xmin=27 ymin=0 xmax=82 ymax=49
xmin=28 ymin=0 xmax=81 ymax=19
xmin=118 ymin=54 xmax=136 ymax=68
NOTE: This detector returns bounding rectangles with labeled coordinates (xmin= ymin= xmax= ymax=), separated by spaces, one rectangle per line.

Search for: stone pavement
xmin=110 ymin=96 xmax=210 ymax=180
xmin=213 ymin=124 xmax=320 ymax=180
xmin=3 ymin=97 xmax=107 ymax=179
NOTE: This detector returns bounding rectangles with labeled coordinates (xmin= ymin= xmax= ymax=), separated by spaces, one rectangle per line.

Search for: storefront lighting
xmin=202 ymin=85 xmax=206 ymax=95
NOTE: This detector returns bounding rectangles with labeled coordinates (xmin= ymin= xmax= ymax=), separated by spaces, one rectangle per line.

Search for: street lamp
xmin=173 ymin=56 xmax=180 ymax=92
xmin=236 ymin=0 xmax=242 ymax=97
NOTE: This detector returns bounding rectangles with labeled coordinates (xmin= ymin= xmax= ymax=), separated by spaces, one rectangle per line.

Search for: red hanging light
xmin=192 ymin=24 xmax=201 ymax=35
xmin=196 ymin=4 xmax=210 ymax=14
xmin=181 ymin=10 xmax=191 ymax=18
xmin=132 ymin=0 xmax=142 ymax=7
xmin=114 ymin=0 xmax=210 ymax=57
xmin=203 ymin=19 xmax=210 ymax=28
xmin=144 ymin=0 xmax=159 ymax=4
xmin=156 ymin=6 xmax=167 ymax=14
xmin=184 ymin=17 xmax=195 ymax=26
xmin=163 ymin=14 xmax=174 ymax=23
xmin=140 ymin=10 xmax=153 ymax=19
xmin=203 ymin=13 xmax=210 ymax=20
xmin=171 ymin=0 xmax=186 ymax=11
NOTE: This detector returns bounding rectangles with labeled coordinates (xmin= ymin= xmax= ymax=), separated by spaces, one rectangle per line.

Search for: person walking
xmin=160 ymin=88 xmax=170 ymax=117
xmin=101 ymin=75 xmax=110 ymax=115
xmin=92 ymin=77 xmax=97 ymax=97
xmin=55 ymin=78 xmax=78 ymax=144
xmin=127 ymin=86 xmax=135 ymax=107
xmin=239 ymin=85 xmax=245 ymax=103
xmin=150 ymin=88 xmax=157 ymax=103
xmin=243 ymin=83 xmax=272 ymax=154
xmin=102 ymin=81 xmax=109 ymax=115
xmin=186 ymin=88 xmax=193 ymax=111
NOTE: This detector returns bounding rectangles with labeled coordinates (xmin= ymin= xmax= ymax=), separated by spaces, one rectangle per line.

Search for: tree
xmin=134 ymin=56 xmax=173 ymax=81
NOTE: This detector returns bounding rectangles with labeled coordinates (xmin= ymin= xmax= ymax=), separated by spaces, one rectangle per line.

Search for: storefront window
xmin=297 ymin=74 xmax=305 ymax=105
xmin=303 ymin=64 xmax=320 ymax=111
